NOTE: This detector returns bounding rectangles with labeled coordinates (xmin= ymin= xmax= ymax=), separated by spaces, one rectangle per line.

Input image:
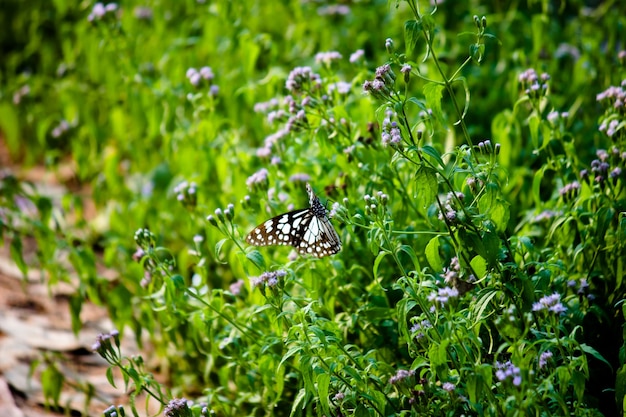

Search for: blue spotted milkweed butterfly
xmin=246 ymin=183 xmax=342 ymax=258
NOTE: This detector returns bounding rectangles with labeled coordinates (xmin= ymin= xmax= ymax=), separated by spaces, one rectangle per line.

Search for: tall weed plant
xmin=2 ymin=0 xmax=626 ymax=416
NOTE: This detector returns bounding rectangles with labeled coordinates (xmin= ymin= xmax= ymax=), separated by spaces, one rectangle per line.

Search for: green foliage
xmin=3 ymin=0 xmax=626 ymax=416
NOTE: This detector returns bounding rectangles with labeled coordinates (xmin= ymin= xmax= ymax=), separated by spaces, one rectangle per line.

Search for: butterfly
xmin=246 ymin=183 xmax=342 ymax=258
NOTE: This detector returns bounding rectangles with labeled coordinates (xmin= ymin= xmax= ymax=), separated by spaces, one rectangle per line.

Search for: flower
xmin=349 ymin=49 xmax=365 ymax=63
xmin=410 ymin=319 xmax=432 ymax=340
xmin=315 ymin=51 xmax=343 ymax=66
xmin=250 ymin=270 xmax=286 ymax=288
xmin=285 ymin=66 xmax=321 ymax=92
xmin=442 ymin=382 xmax=455 ymax=392
xmin=164 ymin=398 xmax=192 ymax=417
xmin=428 ymin=286 xmax=459 ymax=306
xmin=389 ymin=369 xmax=415 ymax=385
xmin=539 ymin=351 xmax=553 ymax=369
xmin=246 ymin=168 xmax=269 ymax=188
xmin=532 ymin=293 xmax=566 ymax=314
xmin=289 ymin=173 xmax=310 ymax=183
xmin=495 ymin=361 xmax=521 ymax=386
xmin=229 ymin=279 xmax=245 ymax=296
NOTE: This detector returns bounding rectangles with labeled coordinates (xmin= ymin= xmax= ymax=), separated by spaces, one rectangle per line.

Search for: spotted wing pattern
xmin=246 ymin=183 xmax=342 ymax=258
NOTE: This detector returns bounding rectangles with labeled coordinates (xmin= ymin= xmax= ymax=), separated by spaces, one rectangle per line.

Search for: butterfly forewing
xmin=246 ymin=183 xmax=341 ymax=258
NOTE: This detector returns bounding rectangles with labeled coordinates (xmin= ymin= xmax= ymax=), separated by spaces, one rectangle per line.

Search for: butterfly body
xmin=246 ymin=183 xmax=342 ymax=257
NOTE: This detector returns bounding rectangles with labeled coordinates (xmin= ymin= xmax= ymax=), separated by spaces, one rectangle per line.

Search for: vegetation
xmin=2 ymin=0 xmax=626 ymax=416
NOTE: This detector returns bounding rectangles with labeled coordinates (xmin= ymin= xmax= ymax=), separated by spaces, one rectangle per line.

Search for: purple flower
xmin=349 ymin=49 xmax=365 ymax=63
xmin=285 ymin=66 xmax=321 ymax=92
xmin=315 ymin=51 xmax=343 ymax=66
xmin=389 ymin=369 xmax=415 ymax=385
xmin=495 ymin=360 xmax=521 ymax=386
xmin=246 ymin=168 xmax=269 ymax=188
xmin=428 ymin=286 xmax=459 ymax=306
xmin=200 ymin=66 xmax=214 ymax=80
xmin=289 ymin=173 xmax=310 ymax=183
xmin=410 ymin=319 xmax=432 ymax=340
xmin=164 ymin=398 xmax=191 ymax=417
xmin=328 ymin=81 xmax=352 ymax=95
xmin=442 ymin=382 xmax=455 ymax=392
xmin=250 ymin=270 xmax=286 ymax=288
xmin=539 ymin=351 xmax=553 ymax=369
xmin=532 ymin=293 xmax=566 ymax=314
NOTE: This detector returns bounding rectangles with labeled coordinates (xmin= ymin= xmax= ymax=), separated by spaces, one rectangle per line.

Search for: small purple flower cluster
xmin=186 ymin=67 xmax=219 ymax=96
xmin=51 ymin=120 xmax=71 ymax=138
xmin=428 ymin=286 xmax=459 ymax=307
xmin=476 ymin=139 xmax=500 ymax=155
xmin=547 ymin=110 xmax=569 ymax=126
xmin=442 ymin=257 xmax=460 ymax=285
xmin=539 ymin=351 xmax=553 ymax=369
xmin=596 ymin=80 xmax=626 ymax=112
xmin=349 ymin=49 xmax=365 ymax=64
xmin=389 ymin=368 xmax=415 ymax=385
xmin=250 ymin=270 xmax=286 ymax=288
xmin=173 ymin=181 xmax=198 ymax=208
xmin=410 ymin=319 xmax=432 ymax=340
xmin=438 ymin=191 xmax=465 ymax=223
xmin=381 ymin=108 xmax=402 ymax=146
xmin=246 ymin=168 xmax=269 ymax=189
xmin=442 ymin=382 xmax=455 ymax=392
xmin=207 ymin=203 xmax=234 ymax=227
xmin=92 ymin=329 xmax=120 ymax=353
xmin=163 ymin=398 xmax=192 ymax=417
xmin=518 ymin=69 xmax=550 ymax=99
xmin=580 ymin=147 xmax=625 ymax=187
xmin=317 ymin=4 xmax=351 ymax=16
xmin=88 ymin=3 xmax=118 ymax=22
xmin=495 ymin=360 xmax=522 ymax=386
xmin=532 ymin=293 xmax=566 ymax=314
xmin=315 ymin=51 xmax=343 ymax=66
xmin=363 ymin=64 xmax=396 ymax=101
xmin=285 ymin=66 xmax=322 ymax=93
xmin=133 ymin=6 xmax=153 ymax=20
xmin=364 ymin=191 xmax=388 ymax=216
xmin=134 ymin=228 xmax=156 ymax=249
xmin=229 ymin=279 xmax=245 ymax=296
xmin=12 ymin=85 xmax=30 ymax=105
xmin=559 ymin=180 xmax=580 ymax=201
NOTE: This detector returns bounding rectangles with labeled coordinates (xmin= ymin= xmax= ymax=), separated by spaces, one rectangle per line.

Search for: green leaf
xmin=41 ymin=365 xmax=64 ymax=407
xmin=470 ymin=43 xmax=485 ymax=64
xmin=9 ymin=236 xmax=28 ymax=278
xmin=425 ymin=236 xmax=442 ymax=271
xmin=0 ymin=102 xmax=20 ymax=155
xmin=423 ymin=82 xmax=445 ymax=124
xmin=580 ymin=343 xmax=612 ymax=370
xmin=246 ymin=249 xmax=266 ymax=270
xmin=415 ymin=166 xmax=437 ymax=209
xmin=470 ymin=255 xmax=487 ymax=278
xmin=106 ymin=367 xmax=116 ymax=388
xmin=214 ymin=238 xmax=229 ymax=262
xmin=316 ymin=373 xmax=331 ymax=416
xmin=290 ymin=389 xmax=307 ymax=417
xmin=421 ymin=145 xmax=445 ymax=168
xmin=404 ymin=20 xmax=421 ymax=56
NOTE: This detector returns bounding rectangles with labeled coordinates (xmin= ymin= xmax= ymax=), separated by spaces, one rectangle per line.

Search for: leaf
xmin=470 ymin=255 xmax=487 ymax=278
xmin=420 ymin=145 xmax=445 ymax=168
xmin=9 ymin=236 xmax=28 ymax=278
xmin=423 ymin=82 xmax=445 ymax=124
xmin=404 ymin=20 xmax=421 ymax=56
xmin=214 ymin=238 xmax=229 ymax=262
xmin=425 ymin=236 xmax=442 ymax=271
xmin=415 ymin=166 xmax=437 ymax=209
xmin=316 ymin=373 xmax=331 ymax=417
xmin=245 ymin=249 xmax=265 ymax=270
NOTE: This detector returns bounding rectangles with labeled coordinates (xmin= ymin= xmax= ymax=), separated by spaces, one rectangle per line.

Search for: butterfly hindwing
xmin=246 ymin=183 xmax=341 ymax=258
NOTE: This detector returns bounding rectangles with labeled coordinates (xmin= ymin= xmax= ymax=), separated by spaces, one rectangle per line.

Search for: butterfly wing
xmin=246 ymin=183 xmax=342 ymax=258
xmin=296 ymin=214 xmax=342 ymax=257
xmin=246 ymin=208 xmax=312 ymax=248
